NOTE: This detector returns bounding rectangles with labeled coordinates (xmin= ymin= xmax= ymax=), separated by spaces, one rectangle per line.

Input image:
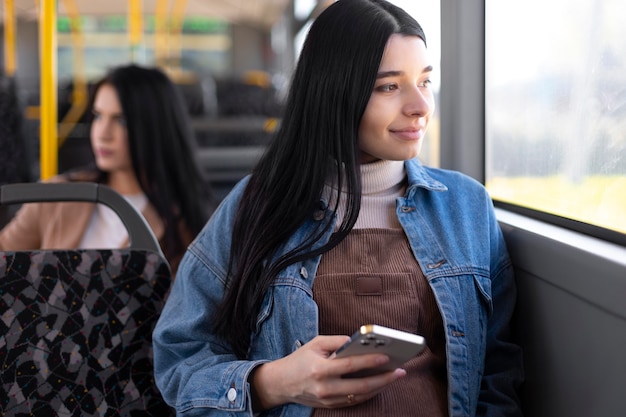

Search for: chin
xmin=395 ymin=151 xmax=421 ymax=161
xmin=406 ymin=149 xmax=423 ymax=160
xmin=95 ymin=163 xmax=113 ymax=172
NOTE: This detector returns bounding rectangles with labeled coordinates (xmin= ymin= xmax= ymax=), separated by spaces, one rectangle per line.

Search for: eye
xmin=91 ymin=110 xmax=101 ymax=120
xmin=376 ymin=83 xmax=398 ymax=92
xmin=419 ymin=79 xmax=433 ymax=88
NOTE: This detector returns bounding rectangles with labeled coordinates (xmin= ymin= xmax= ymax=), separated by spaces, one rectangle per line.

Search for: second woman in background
xmin=0 ymin=64 xmax=213 ymax=275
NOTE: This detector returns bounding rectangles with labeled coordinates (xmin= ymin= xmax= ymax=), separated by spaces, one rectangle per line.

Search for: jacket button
xmin=300 ymin=266 xmax=309 ymax=279
xmin=227 ymin=387 xmax=237 ymax=402
xmin=313 ymin=210 xmax=325 ymax=220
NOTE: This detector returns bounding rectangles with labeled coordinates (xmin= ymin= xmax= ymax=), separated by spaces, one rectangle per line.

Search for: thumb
xmin=307 ymin=335 xmax=352 ymax=357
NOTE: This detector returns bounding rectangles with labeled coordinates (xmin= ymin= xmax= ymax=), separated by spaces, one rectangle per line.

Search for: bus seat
xmin=0 ymin=182 xmax=174 ymax=417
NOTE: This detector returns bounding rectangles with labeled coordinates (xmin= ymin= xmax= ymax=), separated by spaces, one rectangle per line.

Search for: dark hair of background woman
xmin=213 ymin=0 xmax=427 ymax=358
xmin=88 ymin=64 xmax=214 ymax=266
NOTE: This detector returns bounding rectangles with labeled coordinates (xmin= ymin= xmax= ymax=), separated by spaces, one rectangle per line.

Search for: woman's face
xmin=358 ymin=34 xmax=435 ymax=163
xmin=90 ymin=83 xmax=133 ymax=174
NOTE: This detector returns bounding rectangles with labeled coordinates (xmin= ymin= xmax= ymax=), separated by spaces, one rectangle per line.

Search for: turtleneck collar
xmin=360 ymin=159 xmax=406 ymax=195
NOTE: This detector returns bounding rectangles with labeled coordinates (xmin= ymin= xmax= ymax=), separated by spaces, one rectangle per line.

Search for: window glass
xmin=57 ymin=14 xmax=230 ymax=81
xmin=485 ymin=0 xmax=626 ymax=234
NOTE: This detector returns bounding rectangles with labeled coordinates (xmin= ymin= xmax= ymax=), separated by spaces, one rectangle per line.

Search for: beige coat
xmin=0 ymin=195 xmax=164 ymax=251
xmin=0 ymin=174 xmax=181 ymax=271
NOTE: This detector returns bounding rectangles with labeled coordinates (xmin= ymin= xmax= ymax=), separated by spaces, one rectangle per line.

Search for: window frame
xmin=439 ymin=0 xmax=625 ymax=247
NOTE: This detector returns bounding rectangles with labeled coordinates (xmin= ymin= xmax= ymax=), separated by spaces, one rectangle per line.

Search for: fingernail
xmin=395 ymin=368 xmax=407 ymax=377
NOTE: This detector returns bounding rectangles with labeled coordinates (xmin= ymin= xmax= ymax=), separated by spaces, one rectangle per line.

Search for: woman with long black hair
xmin=0 ymin=64 xmax=213 ymax=275
xmin=153 ymin=0 xmax=523 ymax=415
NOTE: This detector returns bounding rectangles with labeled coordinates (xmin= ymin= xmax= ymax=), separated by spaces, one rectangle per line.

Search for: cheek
xmin=357 ymin=119 xmax=373 ymax=151
xmin=357 ymin=128 xmax=379 ymax=159
xmin=111 ymin=127 xmax=129 ymax=147
xmin=363 ymin=97 xmax=395 ymax=132
xmin=425 ymin=92 xmax=436 ymax=117
xmin=358 ymin=105 xmax=381 ymax=136
xmin=119 ymin=135 xmax=133 ymax=161
xmin=90 ymin=124 xmax=99 ymax=146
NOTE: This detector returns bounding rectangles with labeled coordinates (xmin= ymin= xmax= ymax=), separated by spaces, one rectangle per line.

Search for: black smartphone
xmin=333 ymin=324 xmax=426 ymax=378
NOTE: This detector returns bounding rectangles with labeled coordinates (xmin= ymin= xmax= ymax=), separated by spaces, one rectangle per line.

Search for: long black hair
xmin=213 ymin=0 xmax=426 ymax=358
xmin=89 ymin=64 xmax=213 ymax=268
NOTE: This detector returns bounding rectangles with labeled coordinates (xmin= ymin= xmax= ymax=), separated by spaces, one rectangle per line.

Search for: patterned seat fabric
xmin=0 ymin=249 xmax=174 ymax=417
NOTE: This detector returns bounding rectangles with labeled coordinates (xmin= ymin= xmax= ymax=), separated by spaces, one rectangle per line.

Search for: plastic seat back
xmin=0 ymin=182 xmax=174 ymax=417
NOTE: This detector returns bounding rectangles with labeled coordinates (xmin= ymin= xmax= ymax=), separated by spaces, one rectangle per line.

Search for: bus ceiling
xmin=1 ymin=0 xmax=297 ymax=29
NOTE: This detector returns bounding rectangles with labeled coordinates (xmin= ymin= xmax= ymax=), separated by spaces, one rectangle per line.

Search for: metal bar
xmin=154 ymin=0 xmax=169 ymax=62
xmin=40 ymin=0 xmax=58 ymax=180
xmin=3 ymin=0 xmax=16 ymax=76
xmin=168 ymin=0 xmax=188 ymax=65
xmin=128 ymin=0 xmax=143 ymax=61
xmin=58 ymin=0 xmax=87 ymax=146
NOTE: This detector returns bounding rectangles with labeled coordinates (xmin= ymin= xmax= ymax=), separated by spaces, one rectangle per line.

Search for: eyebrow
xmin=377 ymin=65 xmax=434 ymax=79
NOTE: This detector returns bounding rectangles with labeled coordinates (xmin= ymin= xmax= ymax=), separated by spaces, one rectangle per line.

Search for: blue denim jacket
xmin=153 ymin=158 xmax=523 ymax=416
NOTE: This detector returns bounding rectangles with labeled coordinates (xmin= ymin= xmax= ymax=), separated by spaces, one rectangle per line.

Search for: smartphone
xmin=333 ymin=324 xmax=426 ymax=378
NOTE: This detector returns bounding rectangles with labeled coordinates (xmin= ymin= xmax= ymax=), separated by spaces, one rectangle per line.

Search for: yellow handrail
xmin=169 ymin=0 xmax=189 ymax=66
xmin=128 ymin=0 xmax=143 ymax=61
xmin=3 ymin=0 xmax=16 ymax=76
xmin=155 ymin=0 xmax=169 ymax=62
xmin=40 ymin=0 xmax=58 ymax=180
xmin=57 ymin=0 xmax=87 ymax=147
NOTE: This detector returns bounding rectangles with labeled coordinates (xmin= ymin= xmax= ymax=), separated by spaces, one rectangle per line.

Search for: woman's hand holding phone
xmin=248 ymin=334 xmax=407 ymax=412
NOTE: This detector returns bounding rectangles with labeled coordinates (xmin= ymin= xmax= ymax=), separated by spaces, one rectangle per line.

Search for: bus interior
xmin=1 ymin=1 xmax=625 ymax=416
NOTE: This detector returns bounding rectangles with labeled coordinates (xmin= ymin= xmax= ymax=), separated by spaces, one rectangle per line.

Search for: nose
xmin=92 ymin=117 xmax=113 ymax=141
xmin=403 ymin=87 xmax=433 ymax=117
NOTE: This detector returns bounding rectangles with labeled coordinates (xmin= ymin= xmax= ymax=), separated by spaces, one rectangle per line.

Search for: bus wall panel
xmin=498 ymin=209 xmax=626 ymax=417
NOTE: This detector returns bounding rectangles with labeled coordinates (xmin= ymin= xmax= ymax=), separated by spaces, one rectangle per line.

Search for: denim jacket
xmin=153 ymin=158 xmax=523 ymax=416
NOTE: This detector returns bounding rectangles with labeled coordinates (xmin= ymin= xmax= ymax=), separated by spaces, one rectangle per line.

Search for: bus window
xmin=485 ymin=0 xmax=626 ymax=236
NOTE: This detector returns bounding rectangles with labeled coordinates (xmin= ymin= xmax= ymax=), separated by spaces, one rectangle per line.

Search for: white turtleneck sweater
xmin=331 ymin=159 xmax=407 ymax=230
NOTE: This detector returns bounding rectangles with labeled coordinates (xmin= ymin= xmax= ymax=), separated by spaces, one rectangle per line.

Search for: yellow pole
xmin=128 ymin=0 xmax=143 ymax=61
xmin=3 ymin=0 xmax=17 ymax=75
xmin=155 ymin=0 xmax=169 ymax=63
xmin=57 ymin=0 xmax=86 ymax=146
xmin=169 ymin=0 xmax=188 ymax=66
xmin=40 ymin=0 xmax=58 ymax=180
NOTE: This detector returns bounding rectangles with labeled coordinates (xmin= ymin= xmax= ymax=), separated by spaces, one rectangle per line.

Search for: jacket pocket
xmin=249 ymin=282 xmax=318 ymax=361
xmin=255 ymin=286 xmax=274 ymax=332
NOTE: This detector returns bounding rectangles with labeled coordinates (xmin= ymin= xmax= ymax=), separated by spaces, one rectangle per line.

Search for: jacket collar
xmin=404 ymin=158 xmax=448 ymax=192
xmin=317 ymin=158 xmax=448 ymax=215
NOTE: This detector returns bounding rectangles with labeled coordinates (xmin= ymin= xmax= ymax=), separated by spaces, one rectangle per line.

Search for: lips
xmin=390 ymin=128 xmax=423 ymax=141
xmin=94 ymin=148 xmax=114 ymax=157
